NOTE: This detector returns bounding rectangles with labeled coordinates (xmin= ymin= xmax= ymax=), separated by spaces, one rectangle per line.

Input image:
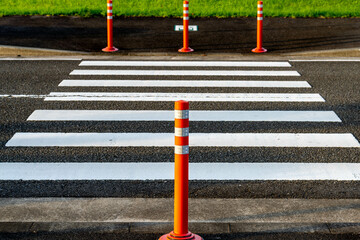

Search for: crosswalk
xmin=4 ymin=60 xmax=360 ymax=182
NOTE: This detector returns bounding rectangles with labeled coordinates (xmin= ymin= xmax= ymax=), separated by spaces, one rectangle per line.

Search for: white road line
xmin=59 ymin=80 xmax=311 ymax=88
xmin=27 ymin=110 xmax=342 ymax=122
xmin=0 ymin=94 xmax=48 ymax=98
xmin=6 ymin=133 xmax=359 ymax=147
xmin=79 ymin=61 xmax=292 ymax=67
xmin=44 ymin=92 xmax=324 ymax=102
xmin=290 ymin=59 xmax=360 ymax=62
xmin=70 ymin=70 xmax=301 ymax=76
xmin=1 ymin=162 xmax=360 ymax=180
xmin=0 ymin=58 xmax=82 ymax=61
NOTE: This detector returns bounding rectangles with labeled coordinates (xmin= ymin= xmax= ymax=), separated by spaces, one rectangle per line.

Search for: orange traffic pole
xmin=252 ymin=1 xmax=267 ymax=53
xmin=179 ymin=1 xmax=194 ymax=53
xmin=159 ymin=100 xmax=202 ymax=240
xmin=102 ymin=0 xmax=118 ymax=52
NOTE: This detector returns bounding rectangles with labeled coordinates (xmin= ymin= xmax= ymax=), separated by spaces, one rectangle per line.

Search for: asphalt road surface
xmin=1 ymin=16 xmax=360 ymax=53
xmin=0 ymin=59 xmax=359 ymax=199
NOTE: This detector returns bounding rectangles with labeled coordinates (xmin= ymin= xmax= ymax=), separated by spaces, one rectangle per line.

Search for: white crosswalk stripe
xmin=1 ymin=162 xmax=360 ymax=180
xmin=6 ymin=132 xmax=360 ymax=147
xmin=70 ymin=69 xmax=301 ymax=76
xmin=79 ymin=60 xmax=292 ymax=67
xmin=4 ymin=60 xmax=360 ymax=182
xmin=44 ymin=92 xmax=325 ymax=102
xmin=27 ymin=110 xmax=342 ymax=122
xmin=59 ymin=80 xmax=311 ymax=88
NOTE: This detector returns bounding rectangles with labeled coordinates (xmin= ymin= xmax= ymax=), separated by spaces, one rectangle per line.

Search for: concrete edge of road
xmin=284 ymin=47 xmax=360 ymax=58
xmin=2 ymin=44 xmax=360 ymax=59
xmin=0 ymin=45 xmax=91 ymax=57
xmin=2 ymin=222 xmax=360 ymax=235
xmin=0 ymin=198 xmax=359 ymax=234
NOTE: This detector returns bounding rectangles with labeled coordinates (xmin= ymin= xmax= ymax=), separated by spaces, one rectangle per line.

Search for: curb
xmin=284 ymin=47 xmax=360 ymax=58
xmin=1 ymin=198 xmax=359 ymax=234
xmin=1 ymin=222 xmax=360 ymax=234
xmin=0 ymin=45 xmax=90 ymax=57
xmin=2 ymin=45 xmax=360 ymax=59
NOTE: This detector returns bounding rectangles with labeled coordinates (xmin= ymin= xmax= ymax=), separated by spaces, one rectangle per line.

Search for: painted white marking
xmin=0 ymin=58 xmax=82 ymax=61
xmin=79 ymin=61 xmax=292 ymax=67
xmin=27 ymin=110 xmax=341 ymax=122
xmin=183 ymin=17 xmax=189 ymax=20
xmin=44 ymin=92 xmax=323 ymax=102
xmin=289 ymin=59 xmax=360 ymax=62
xmin=257 ymin=17 xmax=263 ymax=20
xmin=70 ymin=70 xmax=299 ymax=76
xmin=1 ymin=162 xmax=360 ymax=180
xmin=59 ymin=80 xmax=311 ymax=88
xmin=0 ymin=94 xmax=47 ymax=98
xmin=107 ymin=16 xmax=113 ymax=19
xmin=6 ymin=133 xmax=359 ymax=147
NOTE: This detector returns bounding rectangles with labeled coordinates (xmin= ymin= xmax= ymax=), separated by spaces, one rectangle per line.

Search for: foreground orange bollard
xmin=178 ymin=1 xmax=194 ymax=53
xmin=252 ymin=1 xmax=267 ymax=53
xmin=102 ymin=0 xmax=118 ymax=52
xmin=159 ymin=100 xmax=202 ymax=240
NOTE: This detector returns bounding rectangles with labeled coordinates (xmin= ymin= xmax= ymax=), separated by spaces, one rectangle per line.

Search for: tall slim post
xmin=102 ymin=0 xmax=118 ymax=52
xmin=252 ymin=1 xmax=267 ymax=53
xmin=159 ymin=100 xmax=202 ymax=240
xmin=179 ymin=1 xmax=194 ymax=52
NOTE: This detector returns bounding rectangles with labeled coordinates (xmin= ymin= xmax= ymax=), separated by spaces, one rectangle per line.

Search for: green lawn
xmin=0 ymin=0 xmax=359 ymax=18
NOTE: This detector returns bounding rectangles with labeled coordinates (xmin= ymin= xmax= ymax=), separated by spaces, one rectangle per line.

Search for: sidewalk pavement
xmin=1 ymin=198 xmax=360 ymax=234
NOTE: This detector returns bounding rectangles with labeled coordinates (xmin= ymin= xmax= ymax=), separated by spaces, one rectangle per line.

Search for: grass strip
xmin=0 ymin=0 xmax=359 ymax=18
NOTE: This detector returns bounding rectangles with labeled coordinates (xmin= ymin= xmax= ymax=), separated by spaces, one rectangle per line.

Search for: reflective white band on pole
xmin=175 ymin=110 xmax=189 ymax=119
xmin=175 ymin=145 xmax=189 ymax=155
xmin=175 ymin=127 xmax=189 ymax=137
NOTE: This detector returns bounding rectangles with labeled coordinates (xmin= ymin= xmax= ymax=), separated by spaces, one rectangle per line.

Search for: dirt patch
xmin=1 ymin=16 xmax=360 ymax=54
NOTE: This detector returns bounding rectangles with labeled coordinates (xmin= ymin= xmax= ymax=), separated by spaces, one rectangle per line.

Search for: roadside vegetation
xmin=0 ymin=0 xmax=359 ymax=18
